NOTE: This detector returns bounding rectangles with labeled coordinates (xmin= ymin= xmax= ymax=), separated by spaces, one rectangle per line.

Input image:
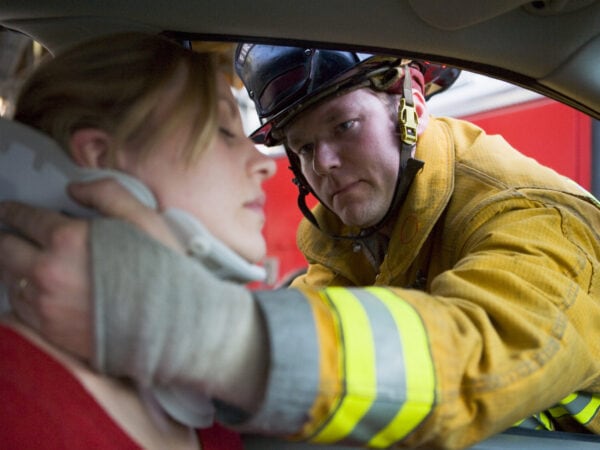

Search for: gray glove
xmin=91 ymin=218 xmax=265 ymax=416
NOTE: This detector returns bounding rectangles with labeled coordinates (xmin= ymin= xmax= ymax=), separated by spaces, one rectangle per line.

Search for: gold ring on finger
xmin=17 ymin=278 xmax=30 ymax=297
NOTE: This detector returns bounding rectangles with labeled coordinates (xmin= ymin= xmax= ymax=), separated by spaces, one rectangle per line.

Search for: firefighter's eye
xmin=296 ymin=144 xmax=314 ymax=157
xmin=336 ymin=119 xmax=357 ymax=132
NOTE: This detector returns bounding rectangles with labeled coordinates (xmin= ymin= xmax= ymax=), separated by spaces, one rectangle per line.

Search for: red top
xmin=0 ymin=324 xmax=242 ymax=449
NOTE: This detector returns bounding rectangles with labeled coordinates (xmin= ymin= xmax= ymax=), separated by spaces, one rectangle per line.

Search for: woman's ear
xmin=69 ymin=128 xmax=113 ymax=169
xmin=412 ymin=88 xmax=429 ymax=136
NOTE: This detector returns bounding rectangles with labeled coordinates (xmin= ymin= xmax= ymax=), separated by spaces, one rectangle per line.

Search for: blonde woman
xmin=0 ymin=32 xmax=275 ymax=449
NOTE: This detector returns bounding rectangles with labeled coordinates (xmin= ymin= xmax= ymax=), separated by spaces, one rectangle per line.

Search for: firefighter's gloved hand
xmin=140 ymin=208 xmax=267 ymax=428
xmin=91 ymin=218 xmax=264 ymax=414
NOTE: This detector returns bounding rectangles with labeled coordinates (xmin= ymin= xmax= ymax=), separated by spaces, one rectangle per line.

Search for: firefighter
xmin=2 ymin=43 xmax=600 ymax=449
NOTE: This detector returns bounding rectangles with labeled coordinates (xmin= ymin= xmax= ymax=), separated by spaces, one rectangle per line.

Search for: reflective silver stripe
xmin=559 ymin=392 xmax=600 ymax=425
xmin=514 ymin=416 xmax=547 ymax=430
xmin=342 ymin=289 xmax=408 ymax=444
xmin=311 ymin=288 xmax=378 ymax=443
xmin=521 ymin=392 xmax=600 ymax=432
xmin=311 ymin=287 xmax=435 ymax=446
xmin=367 ymin=287 xmax=435 ymax=446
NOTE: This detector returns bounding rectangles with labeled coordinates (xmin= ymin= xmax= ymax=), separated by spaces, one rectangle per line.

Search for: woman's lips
xmin=244 ymin=195 xmax=266 ymax=217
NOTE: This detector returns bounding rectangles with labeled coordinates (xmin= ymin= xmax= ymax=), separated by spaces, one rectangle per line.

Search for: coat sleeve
xmin=242 ymin=201 xmax=600 ymax=449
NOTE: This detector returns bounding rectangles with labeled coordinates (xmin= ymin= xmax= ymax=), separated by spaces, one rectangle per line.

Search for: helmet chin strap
xmin=291 ymin=65 xmax=424 ymax=243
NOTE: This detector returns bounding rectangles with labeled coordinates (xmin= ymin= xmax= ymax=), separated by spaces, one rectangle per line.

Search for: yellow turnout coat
xmin=251 ymin=116 xmax=600 ymax=449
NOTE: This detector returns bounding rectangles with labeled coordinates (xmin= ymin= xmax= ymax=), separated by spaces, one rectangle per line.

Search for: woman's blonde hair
xmin=15 ymin=32 xmax=218 ymax=166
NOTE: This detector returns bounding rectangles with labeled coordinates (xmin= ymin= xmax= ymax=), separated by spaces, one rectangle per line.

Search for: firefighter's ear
xmin=69 ymin=128 xmax=113 ymax=169
xmin=413 ymin=88 xmax=429 ymax=135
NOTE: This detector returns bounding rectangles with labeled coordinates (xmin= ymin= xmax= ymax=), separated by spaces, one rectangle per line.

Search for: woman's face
xmin=119 ymin=73 xmax=276 ymax=263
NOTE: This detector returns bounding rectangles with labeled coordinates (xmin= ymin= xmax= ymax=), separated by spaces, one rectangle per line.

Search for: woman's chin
xmin=237 ymin=241 xmax=267 ymax=265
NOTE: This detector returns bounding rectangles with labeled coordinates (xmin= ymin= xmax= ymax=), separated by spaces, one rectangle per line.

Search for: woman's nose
xmin=248 ymin=140 xmax=277 ymax=180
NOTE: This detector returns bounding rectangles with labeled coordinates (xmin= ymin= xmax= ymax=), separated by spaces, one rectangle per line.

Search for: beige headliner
xmin=1 ymin=0 xmax=598 ymax=117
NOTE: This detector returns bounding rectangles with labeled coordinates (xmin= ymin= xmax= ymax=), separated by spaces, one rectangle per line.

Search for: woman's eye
xmin=219 ymin=127 xmax=236 ymax=139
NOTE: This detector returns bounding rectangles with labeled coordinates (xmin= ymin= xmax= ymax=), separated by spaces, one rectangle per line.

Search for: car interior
xmin=1 ymin=0 xmax=600 ymax=448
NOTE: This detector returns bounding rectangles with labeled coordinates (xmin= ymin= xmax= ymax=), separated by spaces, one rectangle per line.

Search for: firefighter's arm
xmin=408 ymin=201 xmax=600 ymax=446
xmin=245 ymin=204 xmax=600 ymax=448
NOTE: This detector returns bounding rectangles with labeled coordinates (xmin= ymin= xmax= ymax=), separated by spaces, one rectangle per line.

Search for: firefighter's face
xmin=285 ymin=88 xmax=400 ymax=228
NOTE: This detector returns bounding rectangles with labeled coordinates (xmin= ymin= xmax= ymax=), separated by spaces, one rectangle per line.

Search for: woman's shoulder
xmin=0 ymin=314 xmax=205 ymax=449
xmin=0 ymin=314 xmax=142 ymax=448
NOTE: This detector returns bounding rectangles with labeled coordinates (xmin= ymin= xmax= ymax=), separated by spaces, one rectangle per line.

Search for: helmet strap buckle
xmin=398 ymin=65 xmax=418 ymax=146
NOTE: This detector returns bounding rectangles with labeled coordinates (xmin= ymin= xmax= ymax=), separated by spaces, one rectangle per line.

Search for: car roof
xmin=1 ymin=0 xmax=599 ymax=118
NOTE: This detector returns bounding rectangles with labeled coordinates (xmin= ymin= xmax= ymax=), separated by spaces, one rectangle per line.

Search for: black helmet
xmin=234 ymin=43 xmax=460 ymax=146
xmin=235 ymin=43 xmax=459 ymax=239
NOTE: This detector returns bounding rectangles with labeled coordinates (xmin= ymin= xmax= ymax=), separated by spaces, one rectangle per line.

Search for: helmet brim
xmin=249 ymin=56 xmax=401 ymax=146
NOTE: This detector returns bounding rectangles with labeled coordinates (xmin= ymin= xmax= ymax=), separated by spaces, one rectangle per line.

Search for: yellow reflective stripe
xmin=537 ymin=411 xmax=555 ymax=431
xmin=367 ymin=287 xmax=435 ymax=446
xmin=297 ymin=290 xmax=345 ymax=439
xmin=312 ymin=288 xmax=377 ymax=443
xmin=548 ymin=404 xmax=569 ymax=419
xmin=562 ymin=392 xmax=600 ymax=425
xmin=576 ymin=396 xmax=600 ymax=424
xmin=561 ymin=393 xmax=578 ymax=404
xmin=523 ymin=392 xmax=600 ymax=431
